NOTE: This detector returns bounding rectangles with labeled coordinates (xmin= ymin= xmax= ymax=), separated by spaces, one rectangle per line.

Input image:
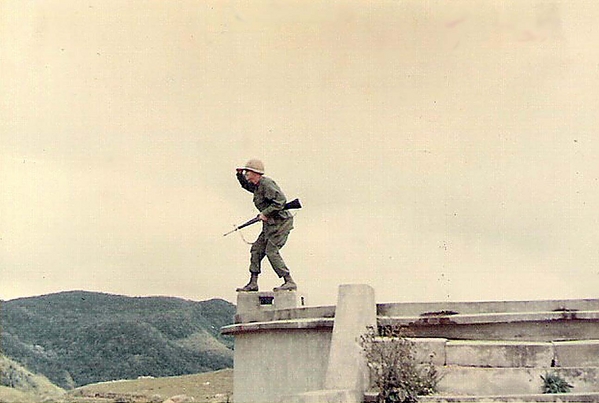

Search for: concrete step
xmin=436 ymin=366 xmax=599 ymax=396
xmin=418 ymin=392 xmax=599 ymax=402
xmin=365 ymin=391 xmax=599 ymax=402
xmin=378 ymin=310 xmax=599 ymax=342
xmin=406 ymin=338 xmax=599 ymax=368
xmin=554 ymin=340 xmax=599 ymax=367
xmin=445 ymin=340 xmax=553 ymax=368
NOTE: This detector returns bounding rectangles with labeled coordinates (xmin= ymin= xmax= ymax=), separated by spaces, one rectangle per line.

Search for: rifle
xmin=223 ymin=198 xmax=302 ymax=237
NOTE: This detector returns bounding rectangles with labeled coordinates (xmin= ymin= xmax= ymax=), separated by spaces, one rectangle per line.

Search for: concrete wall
xmin=222 ymin=290 xmax=599 ymax=402
xmin=233 ymin=329 xmax=332 ymax=403
xmin=225 ymin=285 xmax=376 ymax=403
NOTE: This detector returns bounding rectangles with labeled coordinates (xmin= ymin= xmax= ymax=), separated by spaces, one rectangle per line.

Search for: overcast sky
xmin=2 ymin=0 xmax=598 ymax=306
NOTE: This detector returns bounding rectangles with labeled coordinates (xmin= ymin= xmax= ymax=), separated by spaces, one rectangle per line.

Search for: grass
xmin=0 ymin=385 xmax=36 ymax=403
xmin=0 ymin=369 xmax=233 ymax=403
xmin=69 ymin=369 xmax=233 ymax=403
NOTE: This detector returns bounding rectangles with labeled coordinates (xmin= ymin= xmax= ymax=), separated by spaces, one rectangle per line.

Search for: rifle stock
xmin=284 ymin=198 xmax=302 ymax=210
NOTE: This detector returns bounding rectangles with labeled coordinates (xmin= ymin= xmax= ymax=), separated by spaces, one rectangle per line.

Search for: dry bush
xmin=359 ymin=326 xmax=439 ymax=403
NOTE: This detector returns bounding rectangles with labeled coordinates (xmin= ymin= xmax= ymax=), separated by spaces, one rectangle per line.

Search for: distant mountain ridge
xmin=0 ymin=291 xmax=235 ymax=389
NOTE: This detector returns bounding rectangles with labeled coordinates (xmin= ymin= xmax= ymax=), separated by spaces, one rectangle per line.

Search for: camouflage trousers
xmin=249 ymin=217 xmax=293 ymax=278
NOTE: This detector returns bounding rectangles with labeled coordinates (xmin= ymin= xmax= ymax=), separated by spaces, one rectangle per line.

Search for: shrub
xmin=541 ymin=372 xmax=573 ymax=393
xmin=359 ymin=326 xmax=440 ymax=403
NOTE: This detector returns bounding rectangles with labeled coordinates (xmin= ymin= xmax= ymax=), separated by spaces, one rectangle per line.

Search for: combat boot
xmin=273 ymin=274 xmax=297 ymax=291
xmin=236 ymin=274 xmax=259 ymax=292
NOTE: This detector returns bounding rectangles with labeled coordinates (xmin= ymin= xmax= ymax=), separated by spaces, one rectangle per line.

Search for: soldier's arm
xmin=260 ymin=179 xmax=287 ymax=217
xmin=236 ymin=170 xmax=256 ymax=193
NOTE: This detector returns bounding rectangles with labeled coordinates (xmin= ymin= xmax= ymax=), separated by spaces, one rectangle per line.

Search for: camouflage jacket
xmin=236 ymin=172 xmax=292 ymax=222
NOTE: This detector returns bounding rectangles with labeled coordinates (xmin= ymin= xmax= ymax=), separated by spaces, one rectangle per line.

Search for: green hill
xmin=0 ymin=291 xmax=235 ymax=390
xmin=0 ymin=354 xmax=65 ymax=402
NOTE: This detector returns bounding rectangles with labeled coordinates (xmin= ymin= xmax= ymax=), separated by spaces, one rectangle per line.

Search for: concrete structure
xmin=222 ymin=288 xmax=599 ymax=402
xmin=224 ymin=285 xmax=375 ymax=403
xmin=228 ymin=291 xmax=332 ymax=403
xmin=325 ymin=284 xmax=375 ymax=393
xmin=445 ymin=340 xmax=554 ymax=368
xmin=553 ymin=340 xmax=599 ymax=367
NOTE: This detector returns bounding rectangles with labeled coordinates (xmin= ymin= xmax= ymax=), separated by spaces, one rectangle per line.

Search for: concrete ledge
xmin=409 ymin=338 xmax=447 ymax=366
xmin=417 ymin=392 xmax=599 ymax=402
xmin=446 ymin=340 xmax=553 ymax=368
xmin=285 ymin=389 xmax=362 ymax=403
xmin=221 ymin=317 xmax=334 ymax=335
xmin=436 ymin=366 xmax=599 ymax=395
xmin=379 ymin=310 xmax=599 ymax=327
xmin=274 ymin=305 xmax=336 ymax=321
xmin=554 ymin=340 xmax=599 ymax=367
xmin=367 ymin=391 xmax=599 ymax=402
xmin=371 ymin=338 xmax=599 ymax=368
xmin=378 ymin=312 xmax=599 ymax=341
xmin=377 ymin=298 xmax=599 ymax=317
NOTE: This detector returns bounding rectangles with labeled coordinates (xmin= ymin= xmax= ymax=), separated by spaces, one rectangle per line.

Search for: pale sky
xmin=2 ymin=0 xmax=598 ymax=306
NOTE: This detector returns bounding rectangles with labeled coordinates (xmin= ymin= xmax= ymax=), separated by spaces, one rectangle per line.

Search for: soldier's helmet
xmin=239 ymin=159 xmax=265 ymax=175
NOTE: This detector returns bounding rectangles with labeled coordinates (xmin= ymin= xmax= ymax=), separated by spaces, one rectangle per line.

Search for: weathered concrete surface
xmin=235 ymin=291 xmax=274 ymax=323
xmin=436 ymin=367 xmax=599 ymax=395
xmin=221 ymin=317 xmax=334 ymax=335
xmin=409 ymin=338 xmax=447 ymax=366
xmin=229 ymin=284 xmax=377 ymax=403
xmin=284 ymin=389 xmax=361 ymax=403
xmin=446 ymin=340 xmax=554 ymax=368
xmin=417 ymin=392 xmax=599 ymax=402
xmin=236 ymin=291 xmax=270 ymax=312
xmin=373 ymin=338 xmax=447 ymax=366
xmin=379 ymin=314 xmax=599 ymax=341
xmin=554 ymin=340 xmax=599 ymax=367
xmin=324 ymin=284 xmax=376 ymax=396
xmin=370 ymin=338 xmax=599 ymax=369
xmin=378 ymin=299 xmax=599 ymax=317
xmin=273 ymin=305 xmax=336 ymax=321
xmin=221 ymin=319 xmax=334 ymax=336
xmin=232 ymin=329 xmax=332 ymax=403
xmin=368 ymin=391 xmax=599 ymax=402
xmin=235 ymin=291 xmax=298 ymax=323
xmin=273 ymin=290 xmax=298 ymax=310
xmin=224 ymin=294 xmax=599 ymax=402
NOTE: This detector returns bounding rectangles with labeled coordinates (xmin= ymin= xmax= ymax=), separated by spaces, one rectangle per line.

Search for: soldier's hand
xmin=258 ymin=213 xmax=268 ymax=222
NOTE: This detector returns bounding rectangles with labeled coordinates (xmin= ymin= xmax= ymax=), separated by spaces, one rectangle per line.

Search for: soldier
xmin=235 ymin=159 xmax=297 ymax=292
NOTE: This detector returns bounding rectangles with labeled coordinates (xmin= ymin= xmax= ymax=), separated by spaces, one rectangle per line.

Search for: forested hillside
xmin=1 ymin=291 xmax=235 ymax=389
xmin=0 ymin=353 xmax=65 ymax=399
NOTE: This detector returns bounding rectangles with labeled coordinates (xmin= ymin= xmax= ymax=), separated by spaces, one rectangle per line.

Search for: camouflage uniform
xmin=236 ymin=172 xmax=294 ymax=278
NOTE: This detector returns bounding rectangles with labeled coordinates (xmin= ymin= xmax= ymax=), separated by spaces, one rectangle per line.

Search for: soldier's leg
xmin=237 ymin=231 xmax=266 ymax=292
xmin=265 ymin=220 xmax=297 ymax=290
xmin=265 ymin=238 xmax=289 ymax=277
xmin=249 ymin=231 xmax=267 ymax=274
xmin=264 ymin=220 xmax=292 ymax=277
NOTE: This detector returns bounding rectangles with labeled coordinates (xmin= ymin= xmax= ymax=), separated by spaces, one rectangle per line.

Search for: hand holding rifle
xmin=223 ymin=198 xmax=302 ymax=237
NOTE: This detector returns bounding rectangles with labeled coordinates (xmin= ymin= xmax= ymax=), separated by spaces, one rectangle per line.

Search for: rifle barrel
xmin=236 ymin=216 xmax=261 ymax=230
